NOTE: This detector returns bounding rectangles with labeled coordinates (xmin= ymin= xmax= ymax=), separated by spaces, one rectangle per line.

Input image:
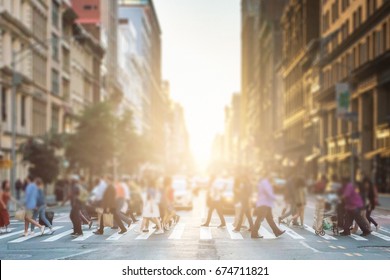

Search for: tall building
xmin=118 ymin=17 xmax=144 ymax=134
xmin=0 ymin=0 xmax=103 ymax=188
xmin=118 ymin=0 xmax=165 ymax=164
xmin=223 ymin=93 xmax=241 ymax=169
xmin=240 ymin=0 xmax=287 ymax=168
xmin=281 ymin=0 xmax=321 ymax=178
xmin=316 ymin=0 xmax=390 ymax=192
xmin=71 ymin=0 xmax=123 ymax=102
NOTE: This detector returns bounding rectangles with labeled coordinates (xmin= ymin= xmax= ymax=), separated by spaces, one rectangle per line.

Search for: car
xmin=216 ymin=178 xmax=235 ymax=214
xmin=172 ymin=178 xmax=193 ymax=210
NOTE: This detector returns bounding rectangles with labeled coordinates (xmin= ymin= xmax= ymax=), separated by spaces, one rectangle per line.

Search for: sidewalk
xmin=377 ymin=193 xmax=390 ymax=211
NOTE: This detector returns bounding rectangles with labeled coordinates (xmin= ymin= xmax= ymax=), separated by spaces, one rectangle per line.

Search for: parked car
xmin=172 ymin=178 xmax=193 ymax=210
xmin=217 ymin=178 xmax=235 ymax=214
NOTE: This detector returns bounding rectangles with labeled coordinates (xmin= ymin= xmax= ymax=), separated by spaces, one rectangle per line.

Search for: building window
xmin=52 ymin=34 xmax=59 ymax=61
xmin=33 ymin=8 xmax=47 ymax=42
xmin=375 ymin=30 xmax=382 ymax=57
xmin=342 ymin=0 xmax=350 ymax=12
xmin=51 ymin=105 xmax=59 ymax=133
xmin=1 ymin=87 xmax=7 ymax=122
xmin=33 ymin=99 xmax=46 ymax=136
xmin=367 ymin=0 xmax=377 ymax=17
xmin=332 ymin=0 xmax=340 ymax=23
xmin=52 ymin=0 xmax=59 ymax=28
xmin=21 ymin=95 xmax=26 ymax=127
xmin=33 ymin=52 xmax=47 ymax=88
xmin=359 ymin=42 xmax=367 ymax=65
xmin=383 ymin=23 xmax=388 ymax=51
xmin=51 ymin=69 xmax=60 ymax=95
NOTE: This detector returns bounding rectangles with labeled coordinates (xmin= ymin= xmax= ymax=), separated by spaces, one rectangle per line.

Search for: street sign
xmin=336 ymin=83 xmax=350 ymax=118
xmin=0 ymin=159 xmax=12 ymax=169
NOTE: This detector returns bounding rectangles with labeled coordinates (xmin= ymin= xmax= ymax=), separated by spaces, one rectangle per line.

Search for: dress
xmin=142 ymin=188 xmax=160 ymax=218
xmin=0 ymin=192 xmax=10 ymax=227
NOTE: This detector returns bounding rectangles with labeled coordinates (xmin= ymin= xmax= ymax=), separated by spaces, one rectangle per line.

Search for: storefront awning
xmin=365 ymin=148 xmax=386 ymax=160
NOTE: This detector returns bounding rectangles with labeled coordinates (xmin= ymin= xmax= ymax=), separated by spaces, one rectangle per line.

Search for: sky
xmin=153 ymin=0 xmax=241 ymax=168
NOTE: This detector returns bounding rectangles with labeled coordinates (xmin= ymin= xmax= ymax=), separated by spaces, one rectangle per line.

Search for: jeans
xmin=343 ymin=208 xmax=370 ymax=234
xmin=31 ymin=205 xmax=51 ymax=231
xmin=204 ymin=200 xmax=226 ymax=226
xmin=252 ymin=206 xmax=283 ymax=237
xmin=70 ymin=206 xmax=82 ymax=234
xmin=234 ymin=202 xmax=253 ymax=230
xmin=114 ymin=198 xmax=132 ymax=227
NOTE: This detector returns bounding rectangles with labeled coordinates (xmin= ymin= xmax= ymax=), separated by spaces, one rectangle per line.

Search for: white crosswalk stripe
xmin=135 ymin=228 xmax=156 ymax=239
xmin=72 ymin=230 xmax=95 ymax=241
xmin=42 ymin=229 xmax=74 ymax=242
xmin=0 ymin=229 xmax=25 ymax=240
xmin=200 ymin=227 xmax=212 ymax=240
xmin=279 ymin=224 xmax=305 ymax=240
xmin=168 ymin=223 xmax=186 ymax=240
xmin=226 ymin=223 xmax=243 ymax=240
xmin=303 ymin=224 xmax=338 ymax=240
xmin=259 ymin=227 xmax=275 ymax=239
xmin=371 ymin=231 xmax=390 ymax=241
xmin=10 ymin=226 xmax=63 ymax=243
xmin=349 ymin=234 xmax=368 ymax=241
xmin=106 ymin=225 xmax=136 ymax=241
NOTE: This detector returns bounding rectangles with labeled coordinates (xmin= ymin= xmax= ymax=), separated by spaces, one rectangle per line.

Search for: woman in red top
xmin=0 ymin=180 xmax=18 ymax=233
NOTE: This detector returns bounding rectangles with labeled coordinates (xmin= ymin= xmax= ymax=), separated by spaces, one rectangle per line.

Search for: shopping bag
xmin=15 ymin=209 xmax=25 ymax=221
xmin=103 ymin=213 xmax=114 ymax=227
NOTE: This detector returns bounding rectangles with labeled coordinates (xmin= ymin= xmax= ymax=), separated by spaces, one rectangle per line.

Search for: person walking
xmin=339 ymin=178 xmax=371 ymax=236
xmin=251 ymin=171 xmax=285 ymax=239
xmin=233 ymin=173 xmax=254 ymax=232
xmin=201 ymin=176 xmax=226 ymax=228
xmin=161 ymin=176 xmax=180 ymax=230
xmin=30 ymin=178 xmax=55 ymax=235
xmin=287 ymin=177 xmax=306 ymax=229
xmin=69 ymin=175 xmax=83 ymax=237
xmin=93 ymin=175 xmax=127 ymax=235
xmin=113 ymin=177 xmax=132 ymax=229
xmin=0 ymin=180 xmax=20 ymax=233
xmin=363 ymin=177 xmax=379 ymax=231
xmin=23 ymin=175 xmax=45 ymax=236
xmin=138 ymin=177 xmax=164 ymax=235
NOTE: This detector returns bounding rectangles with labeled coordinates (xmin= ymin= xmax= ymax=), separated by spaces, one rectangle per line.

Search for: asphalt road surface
xmin=1 ymin=192 xmax=390 ymax=260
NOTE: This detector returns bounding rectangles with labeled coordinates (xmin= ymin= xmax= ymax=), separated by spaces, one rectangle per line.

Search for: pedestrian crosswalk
xmin=2 ymin=222 xmax=390 ymax=244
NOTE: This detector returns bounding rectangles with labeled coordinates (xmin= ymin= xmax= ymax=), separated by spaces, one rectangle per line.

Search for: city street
xmin=1 ymin=192 xmax=390 ymax=260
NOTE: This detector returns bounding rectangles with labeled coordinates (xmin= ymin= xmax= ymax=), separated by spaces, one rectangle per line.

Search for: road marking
xmin=375 ymin=215 xmax=390 ymax=219
xmin=72 ymin=230 xmax=94 ymax=241
xmin=354 ymin=253 xmax=362 ymax=256
xmin=42 ymin=229 xmax=74 ymax=242
xmin=225 ymin=223 xmax=243 ymax=240
xmin=0 ymin=230 xmax=24 ymax=240
xmin=259 ymin=227 xmax=275 ymax=239
xmin=338 ymin=246 xmax=346 ymax=249
xmin=379 ymin=227 xmax=390 ymax=234
xmin=279 ymin=224 xmax=305 ymax=240
xmin=9 ymin=227 xmax=62 ymax=243
xmin=168 ymin=223 xmax=186 ymax=240
xmin=55 ymin=249 xmax=98 ymax=260
xmin=349 ymin=234 xmax=368 ymax=241
xmin=300 ymin=241 xmax=320 ymax=253
xmin=329 ymin=245 xmax=337 ymax=249
xmin=0 ymin=227 xmax=16 ymax=233
xmin=135 ymin=229 xmax=156 ymax=240
xmin=200 ymin=227 xmax=212 ymax=240
xmin=303 ymin=224 xmax=337 ymax=240
xmin=371 ymin=231 xmax=390 ymax=241
xmin=106 ymin=229 xmax=130 ymax=241
xmin=344 ymin=253 xmax=353 ymax=257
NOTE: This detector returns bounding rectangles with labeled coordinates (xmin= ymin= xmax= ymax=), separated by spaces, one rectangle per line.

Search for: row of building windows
xmin=323 ymin=22 xmax=388 ymax=90
xmin=1 ymin=87 xmax=27 ymax=128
